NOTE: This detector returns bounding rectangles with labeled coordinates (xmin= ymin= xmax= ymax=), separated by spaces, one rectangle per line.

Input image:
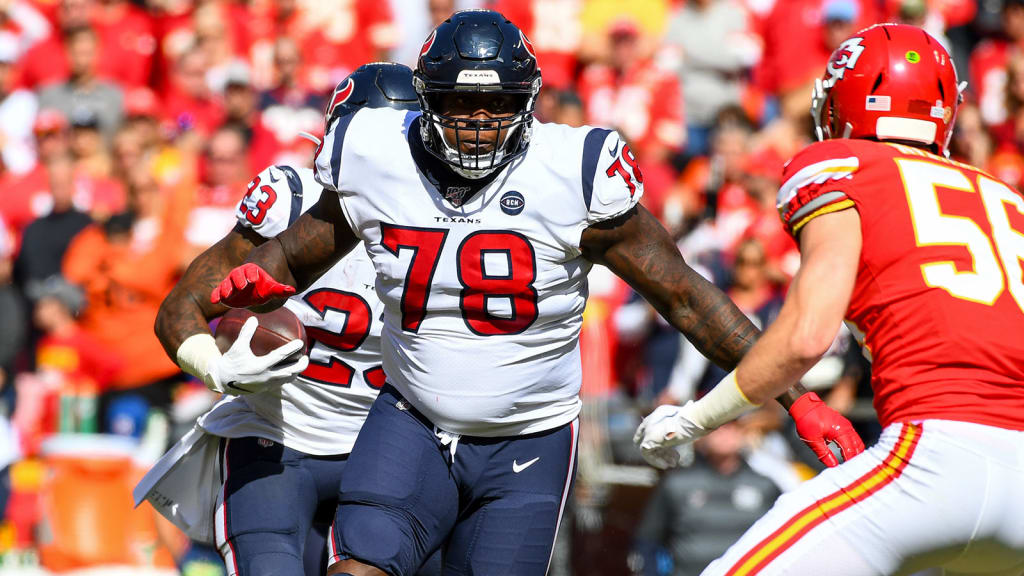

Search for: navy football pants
xmin=330 ymin=385 xmax=579 ymax=576
xmin=214 ymin=436 xmax=442 ymax=576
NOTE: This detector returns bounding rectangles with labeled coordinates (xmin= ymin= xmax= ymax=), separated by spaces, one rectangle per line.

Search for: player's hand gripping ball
xmin=210 ymin=307 xmax=309 ymax=395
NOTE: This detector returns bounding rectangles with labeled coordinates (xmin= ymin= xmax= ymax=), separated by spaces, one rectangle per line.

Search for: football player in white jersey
xmin=137 ymin=64 xmax=439 ymax=576
xmin=209 ymin=11 xmax=864 ymax=576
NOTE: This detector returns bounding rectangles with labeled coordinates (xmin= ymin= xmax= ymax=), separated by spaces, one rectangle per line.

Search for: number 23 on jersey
xmin=897 ymin=157 xmax=1024 ymax=312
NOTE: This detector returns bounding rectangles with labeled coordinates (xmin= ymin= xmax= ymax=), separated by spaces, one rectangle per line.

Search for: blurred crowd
xmin=0 ymin=0 xmax=1018 ymax=573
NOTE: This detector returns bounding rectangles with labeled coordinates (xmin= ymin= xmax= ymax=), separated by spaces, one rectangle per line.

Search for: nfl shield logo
xmin=500 ymin=191 xmax=525 ymax=216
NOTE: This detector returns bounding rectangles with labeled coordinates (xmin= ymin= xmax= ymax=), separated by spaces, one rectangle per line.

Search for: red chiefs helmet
xmin=812 ymin=24 xmax=965 ymax=155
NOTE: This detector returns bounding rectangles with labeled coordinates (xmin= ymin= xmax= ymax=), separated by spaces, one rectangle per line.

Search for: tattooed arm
xmin=155 ymin=188 xmax=354 ymax=390
xmin=239 ymin=188 xmax=360 ymax=295
xmin=580 ymin=205 xmax=808 ymax=408
xmin=154 ymin=224 xmax=266 ymax=359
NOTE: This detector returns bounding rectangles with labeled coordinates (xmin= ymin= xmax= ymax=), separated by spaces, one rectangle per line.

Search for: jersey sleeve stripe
xmin=328 ymin=113 xmax=357 ymax=190
xmin=276 ymin=165 xmax=305 ymax=226
xmin=776 ymin=157 xmax=860 ymax=208
xmin=790 ymin=198 xmax=856 ymax=234
xmin=787 ymin=190 xmax=850 ymax=224
xmin=581 ymin=128 xmax=612 ymax=211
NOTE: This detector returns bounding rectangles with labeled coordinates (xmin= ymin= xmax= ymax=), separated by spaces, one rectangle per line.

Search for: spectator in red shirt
xmin=579 ymin=19 xmax=685 ymax=163
xmin=492 ymin=0 xmax=583 ymax=90
xmin=740 ymin=147 xmax=798 ymax=283
xmin=121 ymin=86 xmax=161 ymax=151
xmin=14 ymin=275 xmax=115 ymax=449
xmin=90 ymin=0 xmax=156 ymax=90
xmin=14 ymin=0 xmax=90 ymax=90
xmin=578 ymin=18 xmax=684 ymax=218
xmin=222 ymin=67 xmax=279 ymax=172
xmin=257 ymin=37 xmax=322 ymax=168
xmin=293 ymin=0 xmax=397 ymax=93
xmin=66 ymin=110 xmax=125 ymax=221
xmin=162 ymin=44 xmax=225 ymax=137
xmin=970 ymin=0 xmax=1024 ymax=128
xmin=18 ymin=0 xmax=155 ymax=91
xmin=183 ymin=124 xmax=247 ymax=263
xmin=0 ymin=110 xmax=69 ymax=247
xmin=756 ymin=0 xmax=876 ymax=118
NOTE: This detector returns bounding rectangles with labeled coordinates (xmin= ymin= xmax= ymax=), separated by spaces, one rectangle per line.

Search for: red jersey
xmin=492 ymin=0 xmax=582 ymax=90
xmin=778 ymin=139 xmax=1024 ymax=431
xmin=968 ymin=39 xmax=1015 ymax=128
xmin=577 ymin=59 xmax=684 ymax=156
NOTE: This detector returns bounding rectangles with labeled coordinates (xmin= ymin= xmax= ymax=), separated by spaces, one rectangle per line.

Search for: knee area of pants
xmin=337 ymin=506 xmax=409 ymax=567
xmin=238 ymin=552 xmax=304 ymax=576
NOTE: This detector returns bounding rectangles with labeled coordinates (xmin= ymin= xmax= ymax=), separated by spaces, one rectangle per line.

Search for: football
xmin=214 ymin=307 xmax=308 ymax=360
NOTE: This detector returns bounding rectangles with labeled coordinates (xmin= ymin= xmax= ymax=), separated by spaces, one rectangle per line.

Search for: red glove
xmin=211 ymin=263 xmax=296 ymax=308
xmin=789 ymin=392 xmax=865 ymax=467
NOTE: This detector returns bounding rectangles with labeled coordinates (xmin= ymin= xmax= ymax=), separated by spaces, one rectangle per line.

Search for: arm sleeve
xmin=777 ymin=140 xmax=860 ymax=238
xmin=582 ymin=129 xmax=644 ymax=224
xmin=236 ymin=165 xmax=309 ymax=239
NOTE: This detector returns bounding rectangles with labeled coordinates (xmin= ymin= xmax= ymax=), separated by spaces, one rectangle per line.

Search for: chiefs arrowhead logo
xmin=825 ymin=37 xmax=866 ymax=88
xmin=327 ymin=78 xmax=354 ymax=117
xmin=520 ymin=30 xmax=536 ymax=59
xmin=420 ymin=30 xmax=437 ymax=58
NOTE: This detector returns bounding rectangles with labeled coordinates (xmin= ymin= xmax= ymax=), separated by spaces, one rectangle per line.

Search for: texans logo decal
xmin=520 ymin=30 xmax=536 ymax=59
xmin=420 ymin=30 xmax=437 ymax=58
xmin=328 ymin=78 xmax=354 ymax=117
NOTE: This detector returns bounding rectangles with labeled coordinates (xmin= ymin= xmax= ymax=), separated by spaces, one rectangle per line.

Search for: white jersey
xmin=198 ymin=165 xmax=385 ymax=456
xmin=314 ymin=108 xmax=642 ymax=436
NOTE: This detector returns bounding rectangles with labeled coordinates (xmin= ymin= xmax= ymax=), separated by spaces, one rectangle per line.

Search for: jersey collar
xmin=407 ymin=116 xmax=506 ymax=208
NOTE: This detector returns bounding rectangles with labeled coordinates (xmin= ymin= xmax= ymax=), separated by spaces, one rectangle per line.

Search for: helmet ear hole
xmin=825 ymin=97 xmax=839 ymax=138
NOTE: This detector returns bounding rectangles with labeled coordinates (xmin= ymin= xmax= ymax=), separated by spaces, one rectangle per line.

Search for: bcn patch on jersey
xmin=317 ymin=107 xmax=640 ymax=436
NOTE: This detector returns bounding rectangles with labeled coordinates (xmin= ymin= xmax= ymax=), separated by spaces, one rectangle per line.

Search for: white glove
xmin=208 ymin=317 xmax=309 ymax=395
xmin=633 ymin=402 xmax=710 ymax=469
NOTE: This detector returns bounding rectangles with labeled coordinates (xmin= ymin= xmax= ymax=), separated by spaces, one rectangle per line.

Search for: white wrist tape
xmin=176 ymin=333 xmax=222 ymax=390
xmin=688 ymin=370 xmax=760 ymax=430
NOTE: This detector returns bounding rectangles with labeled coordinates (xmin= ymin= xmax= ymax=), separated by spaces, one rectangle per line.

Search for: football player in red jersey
xmin=637 ymin=23 xmax=1024 ymax=575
